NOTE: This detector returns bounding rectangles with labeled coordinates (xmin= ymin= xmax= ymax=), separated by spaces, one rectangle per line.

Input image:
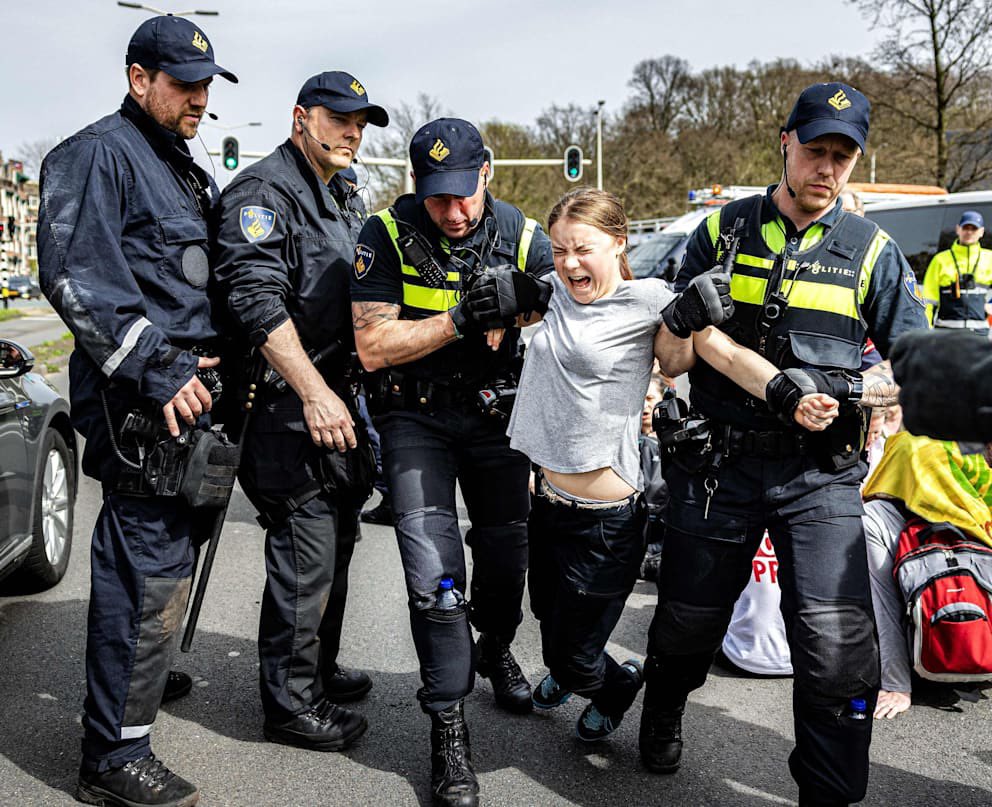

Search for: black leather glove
xmin=765 ymin=368 xmax=858 ymax=424
xmin=662 ymin=269 xmax=734 ymax=338
xmin=462 ymin=265 xmax=553 ymax=329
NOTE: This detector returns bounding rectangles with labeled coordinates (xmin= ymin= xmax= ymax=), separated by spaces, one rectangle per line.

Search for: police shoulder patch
xmin=355 ymin=244 xmax=375 ymax=279
xmin=240 ymin=206 xmax=276 ymax=243
xmin=904 ymin=269 xmax=926 ymax=306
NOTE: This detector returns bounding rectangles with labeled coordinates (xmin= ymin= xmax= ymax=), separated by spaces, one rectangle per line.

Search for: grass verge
xmin=32 ymin=331 xmax=74 ymax=374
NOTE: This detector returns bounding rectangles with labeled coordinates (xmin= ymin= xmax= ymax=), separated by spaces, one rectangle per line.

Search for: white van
xmin=864 ymin=191 xmax=992 ymax=278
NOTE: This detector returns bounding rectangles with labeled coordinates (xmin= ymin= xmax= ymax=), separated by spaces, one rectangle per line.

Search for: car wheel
xmin=22 ymin=429 xmax=75 ymax=588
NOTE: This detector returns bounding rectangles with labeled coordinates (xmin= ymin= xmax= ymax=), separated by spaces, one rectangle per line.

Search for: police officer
xmin=639 ymin=83 xmax=929 ymax=806
xmin=37 ymin=16 xmax=236 ymax=807
xmin=213 ymin=71 xmax=387 ymax=752
xmin=350 ymin=118 xmax=554 ymax=807
xmin=921 ymin=210 xmax=992 ymax=331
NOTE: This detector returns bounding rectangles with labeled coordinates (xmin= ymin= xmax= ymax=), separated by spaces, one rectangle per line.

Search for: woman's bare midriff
xmin=542 ymin=467 xmax=636 ymax=501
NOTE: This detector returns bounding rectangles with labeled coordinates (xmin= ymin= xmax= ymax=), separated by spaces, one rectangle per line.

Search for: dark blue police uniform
xmin=212 ymin=72 xmax=388 ymax=746
xmin=641 ymin=84 xmax=930 ymax=806
xmin=36 ymin=16 xmax=236 ymax=789
xmin=352 ymin=187 xmax=553 ymax=715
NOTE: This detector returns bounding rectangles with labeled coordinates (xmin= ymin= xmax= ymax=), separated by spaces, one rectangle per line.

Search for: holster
xmin=178 ymin=428 xmax=240 ymax=509
xmin=807 ymin=407 xmax=867 ymax=472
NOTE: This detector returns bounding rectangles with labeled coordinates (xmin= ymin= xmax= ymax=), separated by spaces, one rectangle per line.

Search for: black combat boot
xmin=430 ymin=701 xmax=479 ymax=807
xmin=476 ymin=633 xmax=532 ymax=714
xmin=77 ymin=755 xmax=199 ymax=807
xmin=639 ymin=656 xmax=685 ymax=774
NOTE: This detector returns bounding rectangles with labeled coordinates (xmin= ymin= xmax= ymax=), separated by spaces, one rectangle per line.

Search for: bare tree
xmin=626 ymin=56 xmax=692 ymax=135
xmin=14 ymin=137 xmax=60 ymax=180
xmin=362 ymin=93 xmax=449 ymax=206
xmin=851 ymin=0 xmax=992 ymax=188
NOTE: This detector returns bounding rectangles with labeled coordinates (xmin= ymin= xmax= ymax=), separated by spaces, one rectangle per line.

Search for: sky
xmin=1 ymin=0 xmax=882 ymax=179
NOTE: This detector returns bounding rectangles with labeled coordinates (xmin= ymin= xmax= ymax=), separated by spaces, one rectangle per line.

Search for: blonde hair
xmin=547 ymin=188 xmax=632 ymax=280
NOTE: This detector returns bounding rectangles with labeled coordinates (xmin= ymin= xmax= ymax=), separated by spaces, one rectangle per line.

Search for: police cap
xmin=960 ymin=210 xmax=985 ymax=228
xmin=126 ymin=16 xmax=237 ymax=84
xmin=296 ymin=72 xmax=389 ymax=127
xmin=785 ymin=82 xmax=869 ymax=153
xmin=410 ymin=118 xmax=485 ymax=204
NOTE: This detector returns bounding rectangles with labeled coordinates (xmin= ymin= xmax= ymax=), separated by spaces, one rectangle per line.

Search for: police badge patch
xmin=240 ymin=206 xmax=276 ymax=243
xmin=904 ymin=269 xmax=926 ymax=306
xmin=355 ymin=244 xmax=375 ymax=279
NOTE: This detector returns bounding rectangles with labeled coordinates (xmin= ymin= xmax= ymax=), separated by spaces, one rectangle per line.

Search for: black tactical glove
xmin=662 ymin=269 xmax=734 ymax=338
xmin=765 ymin=368 xmax=859 ymax=425
xmin=462 ymin=265 xmax=553 ymax=329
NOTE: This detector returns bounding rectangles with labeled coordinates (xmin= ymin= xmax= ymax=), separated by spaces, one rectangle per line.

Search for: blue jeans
xmin=528 ymin=484 xmax=646 ymax=716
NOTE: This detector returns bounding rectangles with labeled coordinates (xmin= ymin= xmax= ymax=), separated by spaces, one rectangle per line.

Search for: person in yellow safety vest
xmin=921 ymin=210 xmax=992 ymax=331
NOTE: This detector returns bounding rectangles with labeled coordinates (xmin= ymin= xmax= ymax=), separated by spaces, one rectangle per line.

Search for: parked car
xmin=7 ymin=275 xmax=42 ymax=300
xmin=864 ymin=191 xmax=992 ymax=279
xmin=0 ymin=338 xmax=78 ymax=589
xmin=629 ymin=208 xmax=712 ymax=282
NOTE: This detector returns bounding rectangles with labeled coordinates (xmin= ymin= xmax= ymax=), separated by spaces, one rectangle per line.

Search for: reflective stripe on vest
xmin=374 ymin=208 xmax=462 ymax=314
xmin=707 ymin=201 xmax=883 ymax=334
xmin=373 ymin=209 xmax=537 ymax=317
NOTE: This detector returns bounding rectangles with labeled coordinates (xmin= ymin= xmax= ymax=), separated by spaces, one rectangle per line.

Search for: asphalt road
xmin=1 ymin=377 xmax=991 ymax=806
xmin=1 ymin=301 xmax=68 ymax=349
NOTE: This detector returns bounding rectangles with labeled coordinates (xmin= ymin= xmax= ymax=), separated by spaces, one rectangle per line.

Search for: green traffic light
xmin=224 ymin=157 xmax=238 ymax=170
xmin=569 ymin=167 xmax=579 ymax=177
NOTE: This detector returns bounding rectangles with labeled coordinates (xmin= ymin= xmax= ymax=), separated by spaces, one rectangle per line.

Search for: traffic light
xmin=483 ymin=146 xmax=495 ymax=181
xmin=563 ymin=145 xmax=583 ymax=182
xmin=222 ymin=136 xmax=240 ymax=171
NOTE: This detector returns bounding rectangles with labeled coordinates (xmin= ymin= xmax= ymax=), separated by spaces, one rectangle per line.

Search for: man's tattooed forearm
xmin=352 ymin=302 xmax=399 ymax=331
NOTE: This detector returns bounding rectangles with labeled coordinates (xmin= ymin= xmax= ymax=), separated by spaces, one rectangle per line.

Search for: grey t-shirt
xmin=508 ymin=274 xmax=675 ymax=490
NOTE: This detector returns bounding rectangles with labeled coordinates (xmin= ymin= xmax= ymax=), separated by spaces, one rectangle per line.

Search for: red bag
xmin=893 ymin=517 xmax=992 ymax=682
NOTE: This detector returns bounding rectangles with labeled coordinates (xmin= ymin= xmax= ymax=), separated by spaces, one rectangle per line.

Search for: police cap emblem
xmin=240 ymin=206 xmax=276 ymax=243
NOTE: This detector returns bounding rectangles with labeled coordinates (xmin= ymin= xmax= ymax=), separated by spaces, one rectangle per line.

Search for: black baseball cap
xmin=785 ymin=82 xmax=870 ymax=153
xmin=296 ymin=72 xmax=389 ymax=127
xmin=410 ymin=118 xmax=485 ymax=204
xmin=126 ymin=16 xmax=237 ymax=83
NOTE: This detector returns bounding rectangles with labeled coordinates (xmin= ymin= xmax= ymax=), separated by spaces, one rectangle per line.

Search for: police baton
xmin=181 ymin=352 xmax=265 ymax=652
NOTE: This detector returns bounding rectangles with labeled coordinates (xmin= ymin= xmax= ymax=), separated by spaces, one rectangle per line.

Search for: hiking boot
xmin=263 ymin=698 xmax=368 ymax=751
xmin=532 ymin=673 xmax=572 ymax=710
xmin=323 ymin=665 xmax=373 ymax=703
xmin=575 ymin=659 xmax=643 ymax=741
xmin=76 ymin=755 xmax=198 ymax=807
xmin=476 ymin=633 xmax=532 ymax=714
xmin=361 ymin=498 xmax=394 ymax=526
xmin=161 ymin=670 xmax=193 ymax=705
xmin=430 ymin=701 xmax=479 ymax=807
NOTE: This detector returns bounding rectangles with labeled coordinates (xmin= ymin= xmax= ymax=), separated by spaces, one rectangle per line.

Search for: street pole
xmin=596 ymin=100 xmax=605 ymax=191
xmin=870 ymin=151 xmax=876 ymax=184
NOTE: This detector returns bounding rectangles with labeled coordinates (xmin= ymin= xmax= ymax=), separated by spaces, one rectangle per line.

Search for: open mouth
xmin=568 ymin=274 xmax=592 ymax=292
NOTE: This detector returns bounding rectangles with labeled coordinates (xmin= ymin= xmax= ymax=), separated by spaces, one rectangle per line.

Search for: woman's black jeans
xmin=528 ymin=484 xmax=647 ymax=716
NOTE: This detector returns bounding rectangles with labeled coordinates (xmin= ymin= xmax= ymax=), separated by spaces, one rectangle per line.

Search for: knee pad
xmin=652 ymin=599 xmax=735 ymax=656
xmin=410 ymin=603 xmax=475 ymax=711
xmin=791 ymin=602 xmax=880 ymax=703
xmin=395 ymin=506 xmax=466 ymax=611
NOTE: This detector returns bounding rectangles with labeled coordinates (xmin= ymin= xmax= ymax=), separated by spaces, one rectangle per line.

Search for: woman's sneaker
xmin=532 ymin=673 xmax=572 ymax=710
xmin=575 ymin=659 xmax=644 ymax=742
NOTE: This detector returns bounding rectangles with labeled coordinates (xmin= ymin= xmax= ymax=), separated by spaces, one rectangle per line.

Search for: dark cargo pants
xmin=647 ymin=453 xmax=880 ymax=805
xmin=82 ymin=493 xmax=197 ymax=771
xmin=376 ymin=406 xmax=530 ymax=713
